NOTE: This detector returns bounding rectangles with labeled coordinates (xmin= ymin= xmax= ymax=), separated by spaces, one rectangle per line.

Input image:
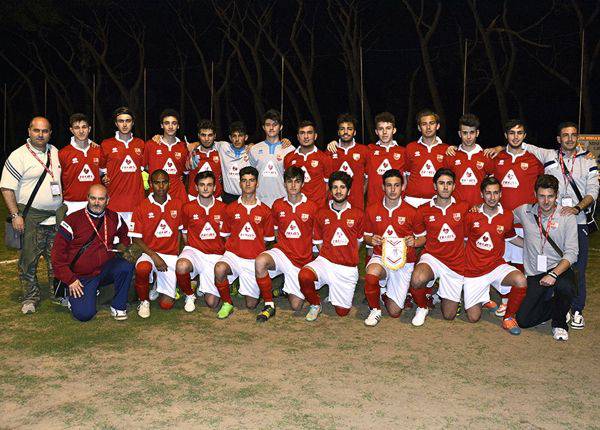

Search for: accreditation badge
xmin=382 ymin=237 xmax=407 ymax=270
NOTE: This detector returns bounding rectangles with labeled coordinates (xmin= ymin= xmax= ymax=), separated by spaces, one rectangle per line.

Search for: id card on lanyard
xmin=27 ymin=144 xmax=61 ymax=197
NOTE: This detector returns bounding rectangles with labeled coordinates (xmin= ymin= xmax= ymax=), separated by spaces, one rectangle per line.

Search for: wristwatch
xmin=10 ymin=212 xmax=21 ymax=219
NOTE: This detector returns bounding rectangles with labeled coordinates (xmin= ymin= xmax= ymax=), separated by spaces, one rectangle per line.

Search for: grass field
xmin=0 ymin=208 xmax=599 ymax=429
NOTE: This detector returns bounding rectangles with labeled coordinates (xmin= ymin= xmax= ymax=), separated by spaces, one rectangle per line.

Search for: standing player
xmin=213 ymin=166 xmax=275 ymax=319
xmin=298 ymin=171 xmax=364 ymax=321
xmin=188 ymin=120 xmax=223 ymax=200
xmin=443 ymin=113 xmax=494 ymax=207
xmin=404 ymin=109 xmax=449 ymax=208
xmin=409 ymin=168 xmax=469 ymax=325
xmin=254 ymin=166 xmax=318 ymax=322
xmin=128 ymin=170 xmax=185 ymax=318
xmin=283 ymin=120 xmax=331 ymax=207
xmin=363 ymin=169 xmax=422 ymax=326
xmin=248 ymin=109 xmax=294 ymax=207
xmin=176 ymin=171 xmax=227 ymax=310
xmin=464 ymin=177 xmax=527 ymax=334
xmin=100 ymin=106 xmax=145 ymax=225
xmin=59 ymin=113 xmax=102 ymax=215
xmin=144 ymin=109 xmax=189 ymax=203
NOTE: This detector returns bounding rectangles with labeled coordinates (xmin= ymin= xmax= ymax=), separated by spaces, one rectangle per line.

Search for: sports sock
xmin=134 ymin=261 xmax=153 ymax=301
xmin=334 ymin=306 xmax=351 ymax=317
xmin=410 ymin=286 xmax=429 ymax=308
xmin=158 ymin=296 xmax=175 ymax=310
xmin=299 ymin=267 xmax=320 ymax=306
xmin=500 ymin=293 xmax=509 ymax=305
xmin=176 ymin=272 xmax=194 ymax=296
xmin=505 ymin=286 xmax=527 ymax=319
xmin=364 ymin=274 xmax=381 ymax=310
xmin=215 ymin=279 xmax=232 ymax=304
xmin=256 ymin=275 xmax=273 ymax=303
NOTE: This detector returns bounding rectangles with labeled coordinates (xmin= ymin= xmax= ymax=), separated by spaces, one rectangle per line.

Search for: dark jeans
xmin=572 ymin=224 xmax=588 ymax=313
xmin=516 ymin=270 xmax=575 ymax=330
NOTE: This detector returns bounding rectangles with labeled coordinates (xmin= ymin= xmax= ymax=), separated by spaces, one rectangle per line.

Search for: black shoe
xmin=256 ymin=305 xmax=276 ymax=322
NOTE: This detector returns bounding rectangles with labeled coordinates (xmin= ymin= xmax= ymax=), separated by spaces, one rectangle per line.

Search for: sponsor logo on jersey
xmin=437 ymin=223 xmax=456 ymax=242
xmin=501 ymin=169 xmax=519 ymax=188
xmin=331 ymin=227 xmax=349 ymax=246
xmin=376 ymin=159 xmax=391 ymax=175
xmin=384 ymin=225 xmax=398 ymax=238
xmin=459 ymin=167 xmax=478 ymax=186
xmin=200 ymin=222 xmax=217 ymax=240
xmin=475 ymin=232 xmax=493 ymax=251
xmin=163 ymin=158 xmax=177 ymax=174
xmin=77 ymin=164 xmax=95 ymax=182
xmin=154 ymin=219 xmax=173 ymax=238
xmin=120 ymin=155 xmax=137 ymax=173
xmin=339 ymin=161 xmax=354 ymax=176
xmin=239 ymin=222 xmax=257 ymax=240
xmin=284 ymin=220 xmax=301 ymax=239
xmin=301 ymin=166 xmax=312 ymax=182
xmin=262 ymin=160 xmax=278 ymax=177
xmin=419 ymin=159 xmax=436 ymax=177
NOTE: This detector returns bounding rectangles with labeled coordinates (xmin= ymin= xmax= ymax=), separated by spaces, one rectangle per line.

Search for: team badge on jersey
xmin=453 ymin=212 xmax=461 ymax=221
xmin=311 ymin=160 xmax=319 ymax=168
xmin=154 ymin=219 xmax=173 ymax=238
xmin=170 ymin=210 xmax=178 ymax=219
xmin=436 ymin=154 xmax=444 ymax=162
xmin=437 ymin=223 xmax=456 ymax=242
xmin=398 ymin=216 xmax=406 ymax=225
xmin=239 ymin=222 xmax=257 ymax=240
xmin=284 ymin=220 xmax=301 ymax=238
xmin=476 ymin=161 xmax=485 ymax=170
xmin=120 ymin=155 xmax=137 ymax=172
xmin=134 ymin=148 xmax=142 ymax=155
xmin=476 ymin=232 xmax=493 ymax=251
xmin=353 ymin=153 xmax=360 ymax=161
xmin=496 ymin=225 xmax=504 ymax=234
xmin=331 ymin=227 xmax=349 ymax=246
xmin=200 ymin=222 xmax=217 ymax=240
xmin=346 ymin=219 xmax=355 ymax=227
xmin=254 ymin=215 xmax=262 ymax=224
xmin=459 ymin=168 xmax=477 ymax=186
xmin=393 ymin=153 xmax=401 ymax=160
xmin=174 ymin=152 xmax=182 ymax=160
xmin=213 ymin=156 xmax=219 ymax=163
xmin=214 ymin=215 xmax=221 ymax=222
xmin=521 ymin=162 xmax=529 ymax=170
xmin=301 ymin=213 xmax=309 ymax=222
xmin=77 ymin=164 xmax=95 ymax=182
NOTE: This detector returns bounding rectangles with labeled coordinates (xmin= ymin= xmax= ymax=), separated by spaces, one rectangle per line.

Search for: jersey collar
xmin=70 ymin=137 xmax=91 ymax=155
xmin=237 ymin=196 xmax=262 ymax=212
xmin=196 ymin=195 xmax=215 ymax=213
xmin=115 ymin=132 xmax=133 ymax=147
xmin=478 ymin=203 xmax=504 ymax=223
xmin=26 ymin=139 xmax=50 ymax=154
xmin=375 ymin=140 xmax=398 ymax=151
xmin=294 ymin=146 xmax=317 ymax=159
xmin=328 ymin=199 xmax=351 ymax=218
xmin=382 ymin=197 xmax=403 ymax=216
xmin=148 ymin=193 xmax=172 ymax=212
xmin=457 ymin=143 xmax=482 ymax=160
xmin=283 ymin=193 xmax=307 ymax=211
xmin=429 ymin=196 xmax=456 ymax=215
xmin=336 ymin=140 xmax=356 ymax=154
xmin=159 ymin=136 xmax=181 ymax=150
xmin=417 ymin=136 xmax=443 ymax=151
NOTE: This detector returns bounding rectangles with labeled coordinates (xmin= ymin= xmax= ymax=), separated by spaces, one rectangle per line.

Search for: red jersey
xmin=443 ymin=145 xmax=494 ymax=206
xmin=144 ymin=138 xmax=189 ymax=203
xmin=364 ymin=198 xmax=418 ymax=263
xmin=59 ymin=140 xmax=102 ymax=202
xmin=314 ymin=202 xmax=364 ymax=267
xmin=464 ymin=205 xmax=517 ymax=277
xmin=365 ymin=142 xmax=407 ymax=206
xmin=189 ymin=147 xmax=223 ymax=198
xmin=284 ymin=147 xmax=331 ymax=207
xmin=221 ymin=198 xmax=274 ymax=259
xmin=272 ymin=194 xmax=318 ymax=267
xmin=414 ymin=198 xmax=469 ymax=274
xmin=100 ymin=134 xmax=145 ymax=212
xmin=182 ymin=197 xmax=227 ymax=255
xmin=493 ymin=150 xmax=543 ymax=213
xmin=404 ymin=138 xmax=449 ymax=199
xmin=128 ymin=194 xmax=183 ymax=255
xmin=328 ymin=141 xmax=368 ymax=210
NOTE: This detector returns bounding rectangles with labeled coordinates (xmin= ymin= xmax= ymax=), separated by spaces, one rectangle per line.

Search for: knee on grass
xmin=72 ymin=309 xmax=96 ymax=322
xmin=158 ymin=295 xmax=175 ymax=310
xmin=334 ymin=306 xmax=350 ymax=317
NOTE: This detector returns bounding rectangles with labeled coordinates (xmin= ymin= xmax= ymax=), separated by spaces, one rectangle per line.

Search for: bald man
xmin=51 ymin=184 xmax=134 ymax=321
xmin=1 ymin=117 xmax=65 ymax=314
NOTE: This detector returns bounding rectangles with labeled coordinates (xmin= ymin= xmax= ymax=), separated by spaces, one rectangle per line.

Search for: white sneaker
xmin=412 ymin=307 xmax=429 ymax=327
xmin=149 ymin=285 xmax=159 ymax=301
xmin=364 ymin=309 xmax=382 ymax=327
xmin=184 ymin=295 xmax=196 ymax=312
xmin=110 ymin=307 xmax=128 ymax=321
xmin=21 ymin=302 xmax=36 ymax=314
xmin=570 ymin=311 xmax=585 ymax=330
xmin=552 ymin=327 xmax=569 ymax=341
xmin=137 ymin=300 xmax=150 ymax=319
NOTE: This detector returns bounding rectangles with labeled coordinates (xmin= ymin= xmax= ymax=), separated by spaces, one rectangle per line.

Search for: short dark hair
xmin=374 ymin=112 xmax=396 ymax=128
xmin=557 ymin=121 xmax=578 ymax=136
xmin=239 ymin=166 xmax=259 ymax=180
xmin=416 ymin=109 xmax=439 ymax=125
xmin=284 ymin=166 xmax=305 ymax=183
xmin=198 ymin=119 xmax=216 ymax=133
xmin=382 ymin=168 xmax=403 ymax=185
xmin=69 ymin=113 xmax=89 ymax=127
xmin=297 ymin=120 xmax=316 ymax=132
xmin=504 ymin=119 xmax=527 ymax=134
xmin=262 ymin=109 xmax=282 ymax=125
xmin=160 ymin=109 xmax=180 ymax=124
xmin=229 ymin=121 xmax=247 ymax=135
xmin=194 ymin=170 xmax=216 ymax=185
xmin=535 ymin=174 xmax=558 ymax=194
xmin=336 ymin=113 xmax=357 ymax=128
xmin=328 ymin=171 xmax=353 ymax=190
xmin=150 ymin=169 xmax=169 ymax=181
xmin=433 ymin=167 xmax=455 ymax=183
xmin=480 ymin=175 xmax=500 ymax=193
xmin=113 ymin=106 xmax=135 ymax=123
xmin=459 ymin=113 xmax=480 ymax=130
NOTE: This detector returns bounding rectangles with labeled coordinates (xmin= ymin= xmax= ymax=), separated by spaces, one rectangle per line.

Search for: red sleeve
xmin=128 ymin=205 xmax=144 ymax=238
xmin=484 ymin=157 xmax=495 ymax=175
xmin=51 ymin=221 xmax=78 ymax=285
xmin=143 ymin=141 xmax=151 ymax=169
xmin=505 ymin=214 xmax=517 ymax=239
xmin=364 ymin=208 xmax=374 ymax=236
xmin=414 ymin=208 xmax=426 ymax=236
xmin=220 ymin=205 xmax=232 ymax=237
xmin=99 ymin=141 xmax=108 ymax=169
xmin=323 ymin=152 xmax=333 ymax=181
xmin=356 ymin=211 xmax=365 ymax=241
xmin=283 ymin=152 xmax=292 ymax=170
xmin=116 ymin=215 xmax=132 ymax=246
xmin=263 ymin=207 xmax=275 ymax=241
xmin=313 ymin=213 xmax=323 ymax=244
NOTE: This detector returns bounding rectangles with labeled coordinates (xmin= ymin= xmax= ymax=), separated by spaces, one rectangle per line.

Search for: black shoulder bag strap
xmin=10 ymin=150 xmax=50 ymax=221
xmin=559 ymin=156 xmax=598 ymax=233
xmin=533 ymin=214 xmax=563 ymax=257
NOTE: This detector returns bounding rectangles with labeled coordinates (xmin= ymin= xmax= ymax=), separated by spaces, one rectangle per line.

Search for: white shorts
xmin=306 ymin=256 xmax=358 ymax=309
xmin=418 ymin=253 xmax=464 ymax=303
xmin=178 ymin=246 xmax=222 ymax=297
xmin=404 ymin=196 xmax=431 ymax=208
xmin=136 ymin=252 xmax=178 ymax=298
xmin=463 ymin=264 xmax=516 ymax=310
xmin=367 ymin=256 xmax=414 ymax=309
xmin=264 ymin=248 xmax=303 ymax=299
xmin=65 ymin=200 xmax=87 ymax=215
xmin=503 ymin=227 xmax=523 ymax=264
xmin=219 ymin=251 xmax=258 ymax=298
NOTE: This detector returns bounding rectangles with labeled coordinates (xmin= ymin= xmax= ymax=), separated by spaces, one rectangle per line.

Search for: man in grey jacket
xmin=515 ymin=175 xmax=579 ymax=341
xmin=521 ymin=122 xmax=598 ymax=329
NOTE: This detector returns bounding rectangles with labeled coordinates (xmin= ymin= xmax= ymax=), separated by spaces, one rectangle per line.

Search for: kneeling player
xmin=363 ymin=169 xmax=424 ymax=326
xmin=129 ymin=170 xmax=185 ymax=318
xmin=254 ymin=166 xmax=318 ymax=322
xmin=410 ymin=168 xmax=469 ymax=325
xmin=176 ymin=171 xmax=227 ymax=311
xmin=214 ymin=166 xmax=275 ymax=319
xmin=464 ymin=177 xmax=527 ymax=334
xmin=298 ymin=171 xmax=364 ymax=321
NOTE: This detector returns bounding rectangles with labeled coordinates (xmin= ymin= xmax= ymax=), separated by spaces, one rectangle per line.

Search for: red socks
xmin=505 ymin=286 xmax=527 ymax=319
xmin=299 ymin=267 xmax=320 ymax=305
xmin=134 ymin=261 xmax=152 ymax=301
xmin=334 ymin=306 xmax=350 ymax=317
xmin=410 ymin=286 xmax=429 ymax=308
xmin=364 ymin=274 xmax=381 ymax=309
xmin=257 ymin=275 xmax=273 ymax=303
xmin=176 ymin=272 xmax=194 ymax=296
xmin=215 ymin=279 xmax=232 ymax=304
xmin=158 ymin=296 xmax=175 ymax=310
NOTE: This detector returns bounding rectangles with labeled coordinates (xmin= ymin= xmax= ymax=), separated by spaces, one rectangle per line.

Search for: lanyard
xmin=558 ymin=151 xmax=575 ymax=185
xmin=26 ymin=144 xmax=54 ymax=180
xmin=537 ymin=207 xmax=555 ymax=251
xmin=84 ymin=210 xmax=109 ymax=251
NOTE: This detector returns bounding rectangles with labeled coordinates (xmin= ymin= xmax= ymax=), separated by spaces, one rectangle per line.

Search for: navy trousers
xmin=571 ymin=224 xmax=588 ymax=313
